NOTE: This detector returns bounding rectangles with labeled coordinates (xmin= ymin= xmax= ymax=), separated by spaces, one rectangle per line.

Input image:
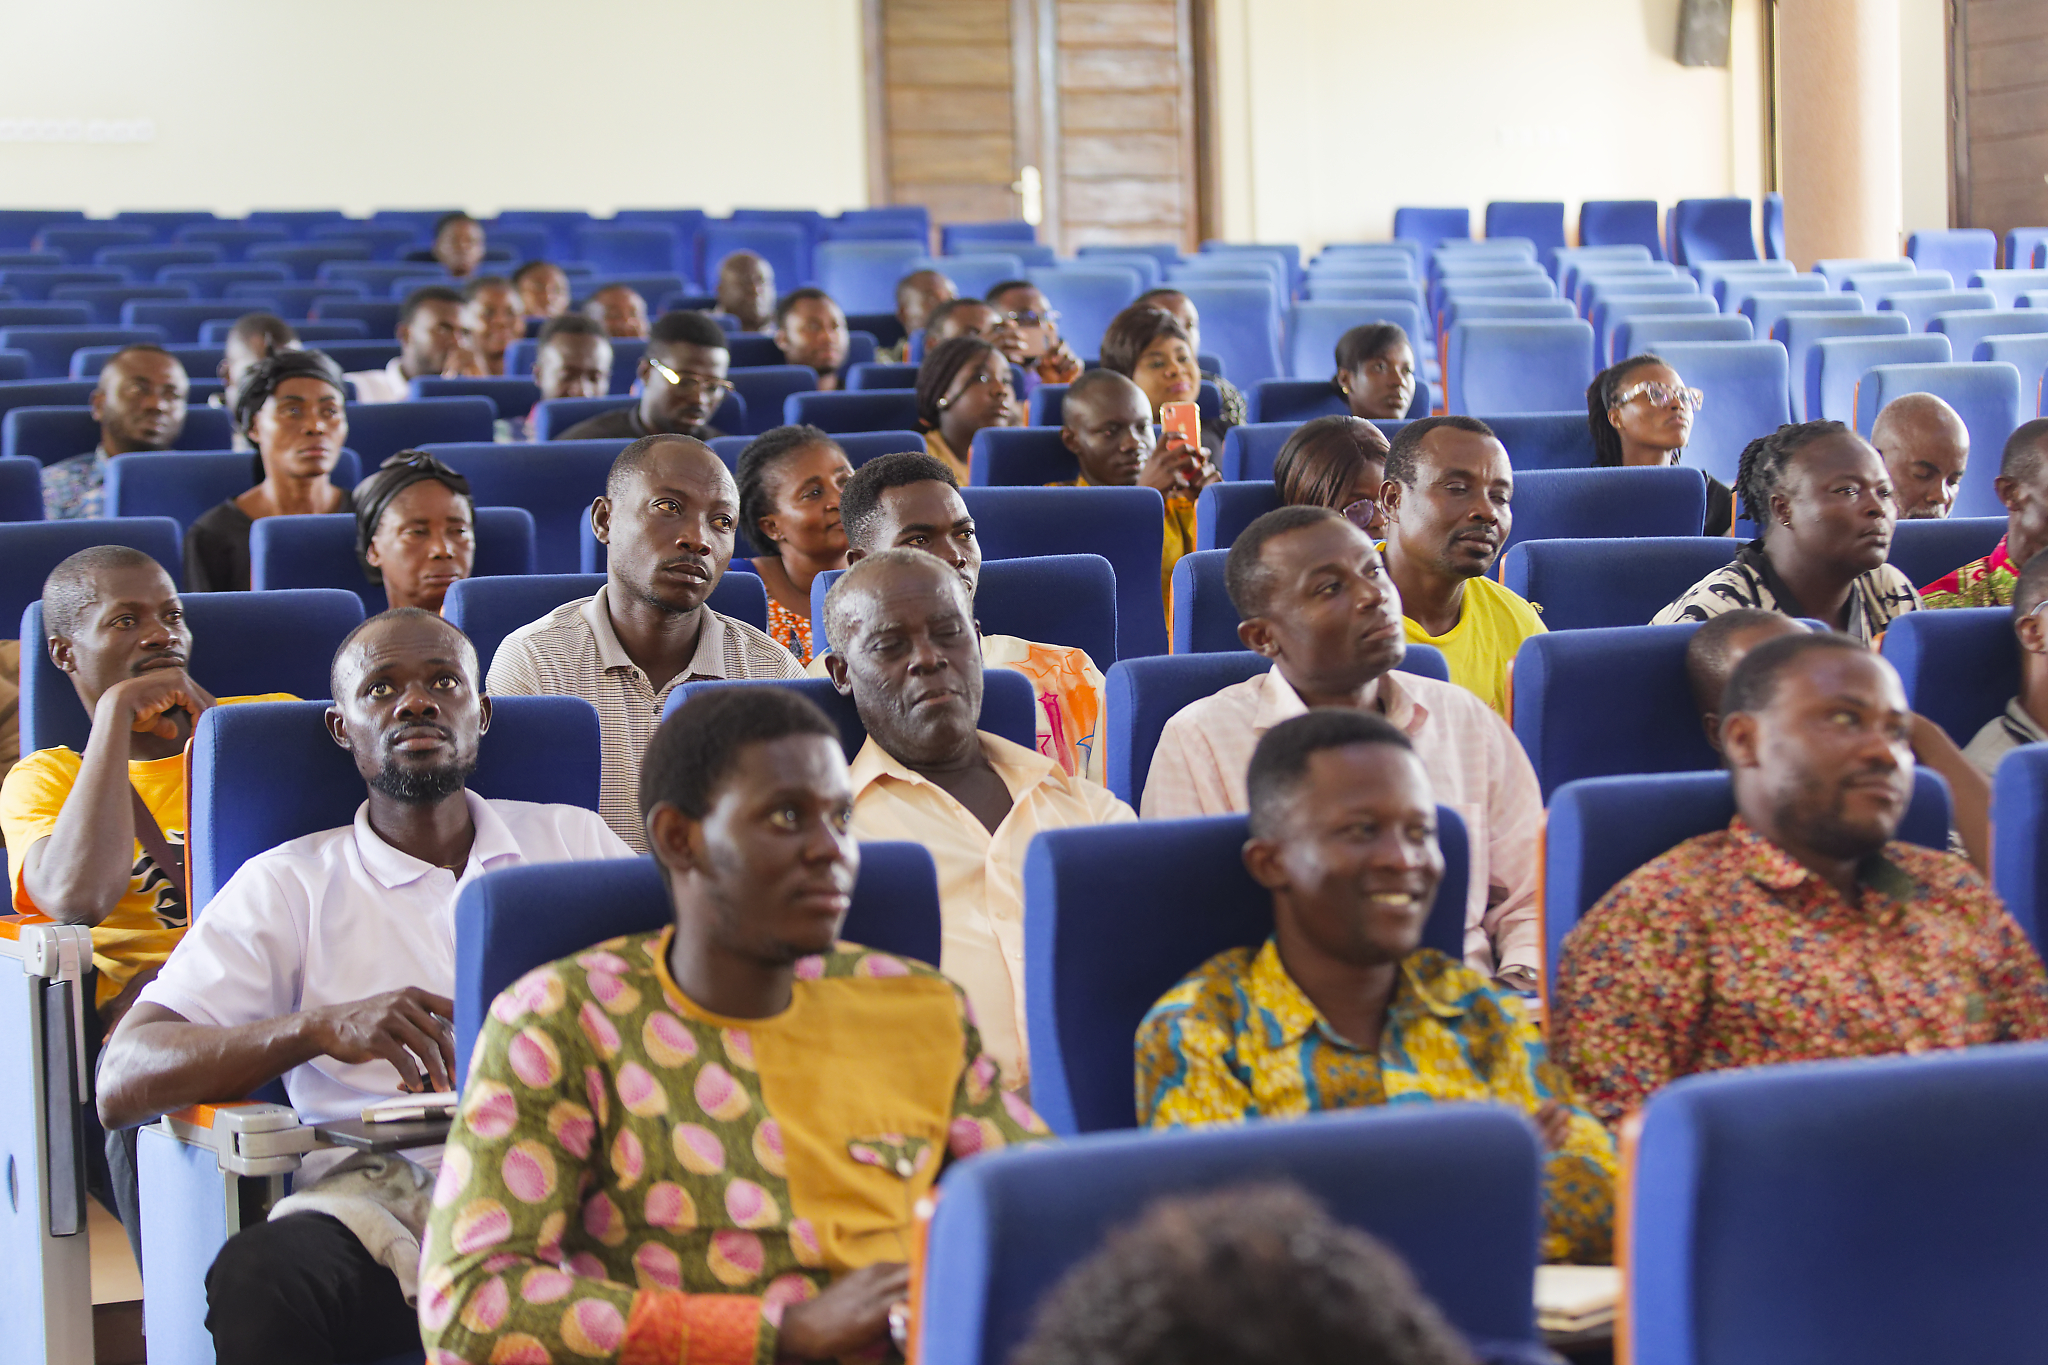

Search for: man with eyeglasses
xmin=556 ymin=309 xmax=732 ymax=443
xmin=986 ymin=280 xmax=1083 ymax=398
xmin=1140 ymin=505 xmax=1545 ymax=995
xmin=773 ymin=287 xmax=852 ymax=390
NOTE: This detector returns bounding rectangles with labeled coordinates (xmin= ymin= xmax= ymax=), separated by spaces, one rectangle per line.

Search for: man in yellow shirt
xmin=1379 ymin=416 xmax=1545 ymax=716
xmin=0 ymin=545 xmax=289 ymax=1256
xmin=823 ymin=551 xmax=1133 ymax=1093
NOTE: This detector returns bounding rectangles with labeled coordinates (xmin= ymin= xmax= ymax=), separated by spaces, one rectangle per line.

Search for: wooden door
xmin=1951 ymin=0 xmax=2048 ymax=254
xmin=864 ymin=0 xmax=1025 ymax=238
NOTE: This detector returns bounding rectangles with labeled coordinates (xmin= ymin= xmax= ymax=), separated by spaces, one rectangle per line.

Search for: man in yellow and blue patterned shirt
xmin=1135 ymin=709 xmax=1615 ymax=1264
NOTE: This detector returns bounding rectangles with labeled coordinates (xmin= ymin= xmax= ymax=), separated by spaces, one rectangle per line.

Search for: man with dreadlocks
xmin=1652 ymin=420 xmax=1921 ymax=642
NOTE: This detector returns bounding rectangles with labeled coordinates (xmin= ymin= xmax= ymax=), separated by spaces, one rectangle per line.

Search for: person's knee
xmin=206 ymin=1214 xmax=324 ymax=1302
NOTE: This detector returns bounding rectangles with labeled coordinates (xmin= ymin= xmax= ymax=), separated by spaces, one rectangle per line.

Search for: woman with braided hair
xmin=915 ymin=334 xmax=1021 ymax=485
xmin=1587 ymin=353 xmax=1733 ymax=536
xmin=735 ymin=424 xmax=854 ymax=665
xmin=1651 ymin=420 xmax=1921 ymax=641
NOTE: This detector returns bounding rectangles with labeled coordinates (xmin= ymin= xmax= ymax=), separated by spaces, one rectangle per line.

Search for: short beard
xmin=368 ymin=757 xmax=476 ymax=805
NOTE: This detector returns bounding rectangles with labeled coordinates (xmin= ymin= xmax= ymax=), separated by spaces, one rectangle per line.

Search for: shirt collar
xmin=1246 ymin=939 xmax=1467 ymax=1050
xmin=1255 ymin=666 xmax=1426 ymax=737
xmin=847 ymin=729 xmax=1057 ymax=804
xmin=1986 ymin=535 xmax=2017 ymax=577
xmin=1726 ymin=814 xmax=1916 ymax=907
xmin=580 ymin=583 xmax=729 ymax=679
xmin=352 ymin=789 xmax=520 ymax=890
xmin=2006 ymin=697 xmax=2048 ymax=745
xmin=385 ymin=356 xmax=408 ymax=383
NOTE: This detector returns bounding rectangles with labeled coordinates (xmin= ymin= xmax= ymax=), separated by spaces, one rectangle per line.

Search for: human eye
xmin=109 ymin=614 xmax=136 ymax=630
xmin=367 ymin=680 xmax=394 ymax=698
xmin=652 ymin=498 xmax=680 ymax=514
xmin=829 ymin=804 xmax=853 ymax=834
xmin=163 ymin=608 xmax=183 ymax=623
xmin=767 ymin=806 xmax=799 ymax=831
xmin=712 ymin=513 xmax=736 ymax=531
xmin=432 ymin=673 xmax=462 ymax=691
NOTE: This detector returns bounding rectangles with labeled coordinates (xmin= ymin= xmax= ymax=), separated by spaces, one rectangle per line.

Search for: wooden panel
xmin=871 ymin=0 xmax=1018 ymax=225
xmin=1065 ymin=178 xmax=1186 ymax=226
xmin=1056 ymin=1 xmax=1180 ymax=46
xmin=887 ymin=43 xmax=1013 ymax=87
xmin=1059 ymin=47 xmax=1181 ymax=91
xmin=1061 ymin=91 xmax=1178 ymax=132
xmin=898 ymin=183 xmax=1020 ymax=223
xmin=886 ymin=88 xmax=1015 ymax=134
xmin=1968 ymin=86 xmax=2048 ymax=140
xmin=890 ymin=134 xmax=1016 ymax=183
xmin=1967 ymin=36 xmax=2048 ymax=95
xmin=1965 ymin=0 xmax=2048 ymax=45
xmin=884 ymin=1 xmax=1010 ymax=44
xmin=1062 ymin=133 xmax=1183 ymax=178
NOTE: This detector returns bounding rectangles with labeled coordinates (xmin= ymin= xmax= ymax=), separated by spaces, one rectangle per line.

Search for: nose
xmin=139 ymin=617 xmax=176 ymax=649
xmin=674 ymin=513 xmax=713 ymax=553
xmin=941 ymin=538 xmax=970 ymax=569
xmin=393 ymin=682 xmax=440 ymax=718
xmin=906 ymin=631 xmax=948 ymax=675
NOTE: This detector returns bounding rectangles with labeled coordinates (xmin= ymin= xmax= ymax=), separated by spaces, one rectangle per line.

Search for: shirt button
xmin=896 ymin=1158 xmax=913 ymax=1176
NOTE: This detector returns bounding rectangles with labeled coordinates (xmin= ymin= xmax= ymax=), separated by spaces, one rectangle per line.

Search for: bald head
xmin=1871 ymin=393 xmax=1969 ymax=520
xmin=329 ymin=607 xmax=477 ymax=700
xmin=820 ymin=545 xmax=971 ymax=650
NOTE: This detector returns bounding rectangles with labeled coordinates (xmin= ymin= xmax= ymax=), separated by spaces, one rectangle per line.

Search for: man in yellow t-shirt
xmin=1379 ymin=416 xmax=1546 ymax=717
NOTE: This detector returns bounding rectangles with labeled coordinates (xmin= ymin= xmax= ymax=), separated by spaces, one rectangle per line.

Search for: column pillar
xmin=1777 ymin=0 xmax=1904 ymax=267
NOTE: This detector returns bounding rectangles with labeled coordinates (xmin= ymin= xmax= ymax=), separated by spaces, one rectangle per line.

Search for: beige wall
xmin=1897 ymin=0 xmax=1951 ymax=234
xmin=0 ymin=0 xmax=870 ymax=218
xmin=1210 ymin=0 xmax=1763 ymax=251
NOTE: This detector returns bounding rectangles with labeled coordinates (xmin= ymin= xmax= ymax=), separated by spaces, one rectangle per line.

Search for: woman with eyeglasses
xmin=352 ymin=451 xmax=476 ymax=615
xmin=735 ymin=424 xmax=855 ymax=666
xmin=1334 ymin=323 xmax=1419 ymax=421
xmin=1272 ymin=415 xmax=1393 ymax=538
xmin=1099 ymin=305 xmax=1236 ymax=458
xmin=1588 ymin=353 xmax=1731 ymax=536
xmin=915 ymin=336 xmax=1022 ymax=485
xmin=185 ymin=350 xmax=353 ymax=593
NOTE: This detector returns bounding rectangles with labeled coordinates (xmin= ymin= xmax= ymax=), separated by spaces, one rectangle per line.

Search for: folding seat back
xmin=415 ymin=440 xmax=619 ymax=575
xmin=0 ymin=304 xmax=91 ymax=328
xmin=784 ymin=388 xmax=919 ymax=434
xmin=315 ymin=261 xmax=441 ymax=295
xmin=244 ymin=242 xmax=372 ymax=282
xmin=940 ymin=221 xmax=1038 ymax=255
xmin=1444 ymin=319 xmax=1596 ymax=415
xmin=706 ymin=431 xmax=921 ymax=479
xmin=112 ymin=212 xmax=219 ymax=242
xmin=1616 ymin=313 xmax=1754 ymax=360
xmin=1082 ymin=241 xmax=1180 ymax=269
xmin=248 ymin=508 xmax=537 ymax=611
xmin=667 ymin=674 xmax=1037 ymax=778
xmin=699 ymin=221 xmax=807 ymax=291
xmin=1200 ymin=241 xmax=1301 ymax=292
xmin=1065 ymin=250 xmax=1160 ymax=291
xmin=1977 ymin=333 xmax=2048 ymax=415
xmin=0 ymin=455 xmax=40 ymax=521
xmin=1500 ymin=536 xmax=1739 ymax=634
xmin=1581 ymin=275 xmax=1699 ymax=317
xmin=813 ymin=240 xmax=927 ymax=314
xmin=2 ymin=405 xmax=234 ymax=465
xmin=506 ymin=336 xmax=651 ymax=398
xmin=1906 ymin=228 xmax=2000 ymax=283
xmin=1477 ymin=411 xmax=1596 ymax=470
xmin=95 ymin=246 xmax=222 ymax=278
xmin=528 ymin=396 xmax=630 ymax=440
xmin=1020 ymin=810 xmax=1470 ymax=1134
xmin=1743 ymin=291 xmax=1864 ymax=348
xmin=1287 ymin=299 xmax=1426 ymax=380
xmin=2005 ymin=229 xmax=2048 ymax=269
xmin=808 ymin=555 xmax=1118 ymax=673
xmin=1993 ymin=747 xmax=2048 ymax=957
xmin=105 ymin=448 xmax=363 ymax=535
xmin=1779 ymin=311 xmax=1910 ymax=420
xmin=1217 ymin=421 xmax=1302 ymax=482
xmin=1391 ymin=207 xmax=1471 ymax=257
xmin=172 ymin=225 xmax=291 ymax=261
xmin=0 ymin=327 xmax=166 ymax=379
xmin=1432 ymin=275 xmax=1553 ymax=327
xmin=1880 ymin=606 xmax=2018 ymax=752
xmin=116 ymin=300 xmax=246 ymax=343
xmin=1763 ymin=190 xmax=1786 ymax=259
xmin=957 ymin=486 xmax=1166 ymax=658
xmin=846 ymin=361 xmax=920 ymax=391
xmin=1967 ymin=268 xmax=2048 ymax=308
xmin=1642 ymin=340 xmax=1792 ymax=488
xmin=0 ymin=380 xmax=98 ymax=433
xmin=1191 ymin=480 xmax=1281 ymax=552
xmin=407 ymin=375 xmax=542 ymax=421
xmin=310 ymin=296 xmax=399 ymax=337
xmin=573 ymin=223 xmax=685 ymax=277
xmin=50 ymin=284 xmax=192 ymax=325
xmin=1483 ymin=201 xmax=1566 ymax=268
xmin=1028 ymin=379 xmax=1219 ymax=430
xmin=1879 ymin=287 xmax=1996 ymax=333
xmin=1816 ymin=257 xmax=1912 ymax=288
xmin=1932 ymin=308 xmax=2048 ymax=364
xmin=967 ymin=426 xmax=1078 ymax=487
xmin=244 ymin=210 xmax=351 ymax=237
xmin=329 ymin=394 xmax=493 ymax=466
xmin=1305 ymin=276 xmax=1423 ymax=303
xmin=1853 ymin=363 xmax=2021 ymax=517
xmin=1627 ymin=1042 xmax=2048 ymax=1365
xmin=1501 ymin=465 xmax=1708 ymax=553
xmin=1719 ymin=271 xmax=1827 ymax=311
xmin=1849 ymin=268 xmax=1953 ymax=300
xmin=0 ymin=269 xmax=129 ymax=304
xmin=221 ymin=283 xmax=366 ymax=318
xmin=1885 ymin=513 xmax=2008 ymax=589
xmin=1 ymin=519 xmax=182 ymax=683
xmin=306 ymin=223 xmax=423 ymax=261
xmin=915 ymin=252 xmax=1024 ymax=302
xmin=33 ymin=227 xmax=153 ymax=264
xmin=1578 ymin=201 xmax=1664 ymax=258
xmin=1596 ymin=293 xmax=1718 ymax=363
xmin=1667 ymin=198 xmax=1758 ymax=265
xmin=1567 ymin=261 xmax=1681 ymax=310
xmin=1026 ymin=265 xmax=1144 ymax=356
xmin=443 ymin=571 xmax=766 ymax=677
xmin=1693 ymin=260 xmax=1793 ymax=304
xmin=1243 ymin=379 xmax=1345 ymax=427
xmin=1812 ymin=333 xmax=1951 ymax=423
xmin=1167 ymin=281 xmax=1283 ymax=387
xmin=1510 ymin=624 xmax=1717 ymax=801
xmin=1439 ymin=300 xmax=1575 ymax=336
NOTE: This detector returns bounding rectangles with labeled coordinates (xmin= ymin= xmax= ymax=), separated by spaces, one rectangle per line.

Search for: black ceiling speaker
xmin=1677 ymin=0 xmax=1732 ymax=67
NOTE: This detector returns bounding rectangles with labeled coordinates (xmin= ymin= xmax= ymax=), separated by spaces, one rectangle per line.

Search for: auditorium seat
xmin=0 ymin=327 xmax=165 ymax=379
xmin=106 ymin=448 xmax=364 ymax=533
xmin=506 ymin=336 xmax=651 ymax=398
xmin=1510 ymin=623 xmax=1718 ymax=800
xmin=1742 ymin=291 xmax=1864 ymax=348
xmin=1564 ymin=260 xmax=1678 ymax=310
xmin=3 ymin=405 xmax=234 ymax=464
xmin=668 ymin=673 xmax=1037 ymax=775
xmin=244 ymin=209 xmax=352 ymax=237
xmin=0 ymin=303 xmax=92 ymax=328
xmin=1500 ymin=537 xmax=1738 ymax=633
xmin=1667 ymin=198 xmax=1758 ymax=265
xmin=1501 ymin=465 xmax=1708 ymax=552
xmin=808 ymin=554 xmax=1118 ymax=669
xmin=784 ymin=388 xmax=919 ymax=433
xmin=246 ymin=242 xmax=372 ymax=281
xmin=158 ymin=264 xmax=292 ymax=299
xmin=0 ymin=268 xmax=128 ymax=303
xmin=1906 ymin=228 xmax=2000 ymax=283
xmin=1169 ymin=281 xmax=1283 ymax=387
xmin=1642 ymin=339 xmax=1792 ymax=488
xmin=1762 ymin=189 xmax=1786 ymax=259
xmin=1853 ymin=363 xmax=2020 ymax=517
xmin=337 ymin=395 xmax=495 ymax=465
xmin=0 ymin=518 xmax=182 ymax=664
xmin=960 ymin=486 xmax=1167 ymax=659
xmin=968 ymin=426 xmax=1078 ymax=486
xmin=172 ymin=225 xmax=291 ymax=261
xmin=407 ymin=375 xmax=541 ymax=421
xmin=1993 ymin=747 xmax=2048 ymax=956
xmin=445 ymin=571 xmax=768 ymax=676
xmin=917 ymin=252 xmax=1024 ymax=301
xmin=1932 ymin=309 xmax=2048 ymax=365
xmin=699 ymin=221 xmax=807 ymax=290
xmin=1849 ymin=268 xmax=1952 ymax=300
xmin=248 ymin=507 xmax=537 ymax=611
xmin=1778 ymin=311 xmax=1910 ymax=420
xmin=1594 ymin=294 xmax=1717 ymax=363
xmin=847 ymin=361 xmax=920 ymax=390
xmin=43 ymin=284 xmax=187 ymax=325
xmin=0 ymin=455 xmax=40 ymax=521
xmin=1027 ymin=265 xmax=1142 ymax=356
xmin=574 ymin=223 xmax=685 ymax=277
xmin=1030 ymin=379 xmax=1219 ymax=430
xmin=706 ymin=430 xmax=921 ymax=476
xmin=115 ymin=300 xmax=250 ymax=343
xmin=1191 ymin=480 xmax=1280 ymax=552
xmin=306 ymin=223 xmax=424 ymax=261
xmin=1886 ymin=515 xmax=2005 ymax=590
xmin=310 ymin=297 xmax=402 ymax=335
xmin=1286 ymin=300 xmax=1425 ymax=379
xmin=34 ymin=227 xmax=153 ymax=264
xmin=318 ymin=261 xmax=447 ymax=295
xmin=940 ymin=221 xmax=1038 ymax=255
xmin=1880 ymin=287 xmax=1997 ymax=333
xmin=1444 ymin=319 xmax=1596 ymax=415
xmin=222 ymin=282 xmax=366 ymax=317
xmin=19 ymin=589 xmax=365 ymax=754
xmin=416 ymin=441 xmax=619 ymax=575
xmin=1721 ymin=273 xmax=1828 ymax=314
xmin=1812 ymin=333 xmax=1950 ymax=423
xmin=1880 ymin=606 xmax=2017 ymax=751
xmin=1976 ymin=334 xmax=2048 ymax=416
xmin=1615 ymin=313 xmax=1753 ymax=358
xmin=1578 ymin=201 xmax=1664 ymax=259
xmin=1969 ymin=268 xmax=2048 ymax=308
xmin=1695 ymin=259 xmax=1793 ymax=304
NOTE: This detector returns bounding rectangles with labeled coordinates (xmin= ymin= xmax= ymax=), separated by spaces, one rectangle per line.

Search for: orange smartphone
xmin=1160 ymin=400 xmax=1201 ymax=450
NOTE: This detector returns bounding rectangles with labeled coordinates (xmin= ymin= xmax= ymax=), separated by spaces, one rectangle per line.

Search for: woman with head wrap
xmin=183 ymin=349 xmax=353 ymax=592
xmin=915 ymin=335 xmax=1021 ymax=485
xmin=353 ymin=451 xmax=476 ymax=614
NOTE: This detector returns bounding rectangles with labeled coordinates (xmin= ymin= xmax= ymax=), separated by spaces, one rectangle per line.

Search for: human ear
xmin=591 ymin=497 xmax=612 ymax=546
xmin=324 ymin=705 xmax=350 ymax=751
xmin=1241 ymin=836 xmax=1288 ymax=892
xmin=647 ymin=803 xmax=702 ymax=877
xmin=1238 ymin=616 xmax=1280 ymax=659
xmin=1722 ymin=711 xmax=1762 ymax=768
xmin=823 ymin=651 xmax=852 ymax=695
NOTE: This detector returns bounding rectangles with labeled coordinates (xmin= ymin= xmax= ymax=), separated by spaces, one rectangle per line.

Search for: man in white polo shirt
xmin=487 ymin=433 xmax=805 ymax=849
xmin=344 ymin=285 xmax=466 ymax=403
xmin=95 ymin=608 xmax=629 ymax=1365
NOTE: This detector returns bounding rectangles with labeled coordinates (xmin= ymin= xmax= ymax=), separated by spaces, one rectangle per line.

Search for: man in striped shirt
xmin=487 ymin=435 xmax=803 ymax=848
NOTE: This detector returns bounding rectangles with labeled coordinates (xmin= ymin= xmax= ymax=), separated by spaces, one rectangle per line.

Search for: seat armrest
xmin=155 ymin=1102 xmax=318 ymax=1176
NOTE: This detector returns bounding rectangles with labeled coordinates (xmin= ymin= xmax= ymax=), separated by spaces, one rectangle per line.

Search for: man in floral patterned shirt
xmin=1553 ymin=633 xmax=2048 ymax=1126
xmin=420 ymin=686 xmax=1046 ymax=1365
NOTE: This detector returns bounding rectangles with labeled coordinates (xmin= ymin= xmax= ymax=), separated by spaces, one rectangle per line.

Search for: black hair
xmin=1683 ymin=608 xmax=1805 ymax=720
xmin=736 ymin=424 xmax=843 ymax=556
xmin=1383 ymin=415 xmax=1495 ymax=487
xmin=398 ymin=284 xmax=463 ymax=329
xmin=1720 ymin=629 xmax=1872 ymax=719
xmin=1133 ymin=286 xmax=1189 ymax=310
xmin=896 ymin=269 xmax=951 ymax=310
xmin=460 ymin=274 xmax=514 ymax=303
xmin=717 ymin=249 xmax=770 ymax=279
xmin=2002 ymin=417 xmax=2048 ymax=485
xmin=1274 ymin=416 xmax=1390 ymax=511
xmin=774 ymin=287 xmax=837 ymax=330
xmin=1225 ymin=505 xmax=1349 ymax=620
xmin=1730 ymin=420 xmax=1854 ymax=530
xmin=95 ymin=342 xmax=180 ymax=387
xmin=352 ymin=451 xmax=474 ymax=584
xmin=536 ymin=312 xmax=608 ymax=347
xmin=2015 ymin=546 xmax=2048 ymax=621
xmin=1586 ymin=353 xmax=1671 ymax=468
xmin=1333 ymin=323 xmax=1411 ymax=375
xmin=640 ymin=685 xmax=843 ymax=822
xmin=42 ymin=545 xmax=168 ymax=639
xmin=839 ymin=451 xmax=959 ymax=553
xmin=820 ymin=547 xmax=969 ymax=652
xmin=649 ymin=309 xmax=729 ymax=352
xmin=330 ymin=607 xmax=477 ymax=700
xmin=233 ymin=348 xmax=346 ymax=439
xmin=1099 ymin=306 xmax=1191 ymax=380
xmin=225 ymin=313 xmax=299 ymax=351
xmin=1010 ymin=1183 xmax=1474 ymax=1365
xmin=1059 ymin=367 xmax=1141 ymax=425
xmin=984 ymin=279 xmax=1035 ymax=304
xmin=432 ymin=211 xmax=477 ymax=239
xmin=510 ymin=259 xmax=562 ymax=288
xmin=916 ymin=336 xmax=1001 ymax=430
xmin=606 ymin=431 xmax=719 ymax=499
xmin=922 ymin=297 xmax=998 ymax=347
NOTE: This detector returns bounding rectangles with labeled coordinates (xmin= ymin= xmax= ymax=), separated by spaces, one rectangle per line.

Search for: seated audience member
xmin=1871 ymin=391 xmax=1969 ymax=521
xmin=1132 ymin=286 xmax=1247 ymax=427
xmin=1014 ymin=1186 xmax=1478 ymax=1365
xmin=923 ymin=296 xmax=1004 ymax=350
xmin=346 ymin=285 xmax=464 ymax=404
xmin=1379 ymin=417 xmax=1545 ymax=717
xmin=988 ymin=278 xmax=1084 ymax=397
xmin=42 ymin=344 xmax=190 ymax=519
xmin=1145 ymin=507 xmax=1542 ymax=987
xmin=419 ymin=686 xmax=1045 ymax=1365
xmin=1963 ymin=547 xmax=2048 ymax=777
xmin=488 ymin=434 xmax=803 ymax=847
xmin=825 ymin=550 xmax=1133 ymax=1089
xmin=186 ymin=350 xmax=353 ymax=592
xmin=96 ymin=609 xmax=630 ymax=1365
xmin=1274 ymin=414 xmax=1392 ymax=538
xmin=212 ymin=313 xmax=301 ymax=452
xmin=3 ymin=546 xmax=295 ymax=1254
xmin=716 ymin=249 xmax=777 ymax=334
xmin=1653 ymin=421 xmax=1919 ymax=641
xmin=1054 ymin=369 xmax=1211 ymax=614
xmin=820 ymin=452 xmax=1108 ymax=785
xmin=515 ymin=313 xmax=615 ymax=441
xmin=556 ymin=309 xmax=733 ymax=443
xmin=1099 ymin=305 xmax=1232 ymax=457
xmin=775 ymin=286 xmax=852 ymax=391
xmin=353 ymin=451 xmax=475 ymax=615
xmin=1333 ymin=322 xmax=1418 ymax=422
xmin=445 ymin=274 xmax=523 ymax=378
xmin=879 ymin=268 xmax=957 ymax=361
xmin=1588 ymin=353 xmax=1731 ymax=536
xmin=1137 ymin=711 xmax=1612 ymax=1262
xmin=737 ymin=424 xmax=855 ymax=664
xmin=1922 ymin=418 xmax=2048 ymax=607
xmin=424 ymin=210 xmax=486 ymax=280
xmin=915 ymin=335 xmax=1021 ymax=484
xmin=582 ymin=282 xmax=651 ymax=340
xmin=1553 ymin=632 xmax=2048 ymax=1125
xmin=511 ymin=259 xmax=571 ymax=320
xmin=1685 ymin=609 xmax=1991 ymax=870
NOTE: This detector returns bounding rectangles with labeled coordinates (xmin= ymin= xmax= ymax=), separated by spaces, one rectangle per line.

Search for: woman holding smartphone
xmin=1099 ymin=304 xmax=1235 ymax=459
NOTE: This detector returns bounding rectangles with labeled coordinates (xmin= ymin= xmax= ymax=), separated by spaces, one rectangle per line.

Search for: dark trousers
xmin=205 ymin=1212 xmax=420 ymax=1365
